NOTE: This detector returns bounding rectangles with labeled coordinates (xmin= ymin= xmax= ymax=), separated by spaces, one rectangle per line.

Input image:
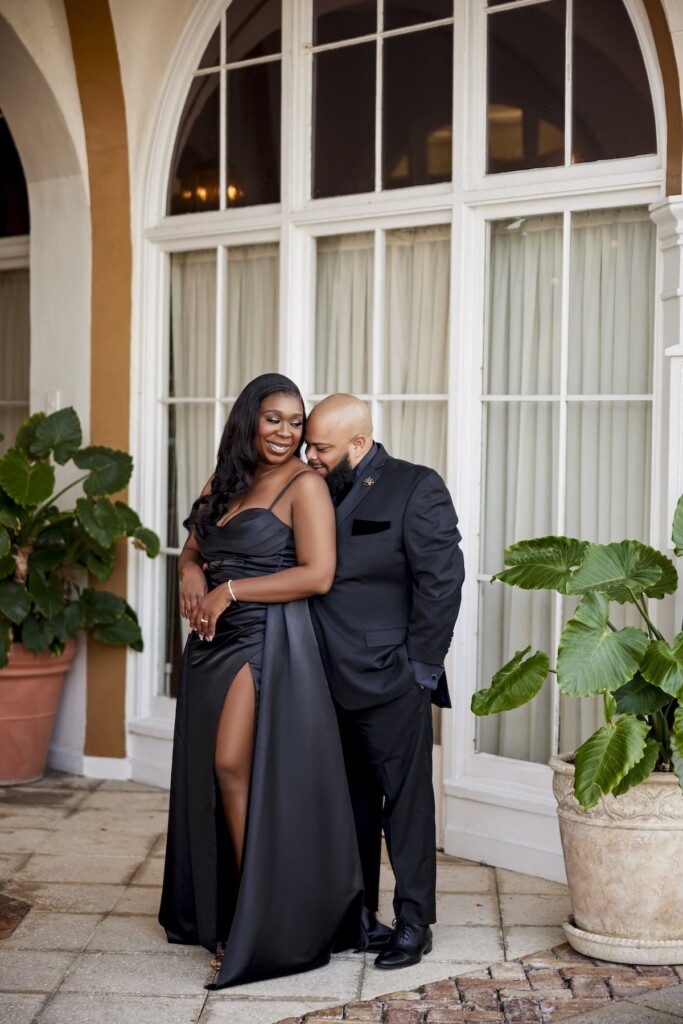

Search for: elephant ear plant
xmin=0 ymin=407 xmax=160 ymax=667
xmin=472 ymin=498 xmax=683 ymax=810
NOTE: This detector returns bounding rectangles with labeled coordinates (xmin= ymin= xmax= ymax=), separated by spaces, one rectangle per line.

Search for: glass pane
xmin=162 ymin=555 xmax=185 ymax=698
xmin=380 ymin=400 xmax=446 ymax=478
xmin=487 ymin=1 xmax=566 ymax=174
xmin=227 ymin=0 xmax=281 ymax=62
xmin=481 ymin=402 xmax=559 ymax=575
xmin=384 ymin=0 xmax=452 ymax=30
xmin=223 ymin=244 xmax=279 ymax=395
xmin=0 ymin=117 xmax=29 ymax=236
xmin=315 ymin=233 xmax=373 ymax=393
xmin=383 ymin=26 xmax=453 ymax=189
xmin=313 ymin=0 xmax=377 ymax=45
xmin=198 ymin=25 xmax=221 ymax=68
xmin=486 ymin=216 xmax=562 ymax=396
xmin=476 ymin=581 xmax=555 ymax=763
xmin=167 ymin=74 xmax=220 ymax=215
xmin=167 ymin=403 xmax=216 ymax=549
xmin=0 ymin=269 xmax=29 ymax=402
xmin=313 ymin=44 xmax=376 ymax=198
xmin=384 ymin=226 xmax=450 ymax=393
xmin=227 ymin=62 xmax=281 ymax=207
xmin=170 ymin=251 xmax=217 ymax=397
xmin=572 ymin=0 xmax=656 ymax=163
xmin=568 ymin=209 xmax=655 ymax=395
xmin=565 ymin=401 xmax=651 ymax=544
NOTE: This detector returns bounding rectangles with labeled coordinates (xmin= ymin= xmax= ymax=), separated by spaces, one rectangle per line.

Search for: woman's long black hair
xmin=184 ymin=373 xmax=305 ymax=537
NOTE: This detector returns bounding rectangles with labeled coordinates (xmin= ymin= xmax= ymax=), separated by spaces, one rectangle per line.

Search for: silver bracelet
xmin=227 ymin=579 xmax=239 ymax=603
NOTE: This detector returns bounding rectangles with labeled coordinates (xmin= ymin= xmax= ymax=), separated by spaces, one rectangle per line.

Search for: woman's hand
xmin=193 ymin=584 xmax=232 ymax=641
xmin=180 ymin=564 xmax=208 ymax=624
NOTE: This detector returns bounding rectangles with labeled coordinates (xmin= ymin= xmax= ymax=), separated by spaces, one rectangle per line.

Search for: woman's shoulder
xmin=285 ymin=465 xmax=329 ymax=499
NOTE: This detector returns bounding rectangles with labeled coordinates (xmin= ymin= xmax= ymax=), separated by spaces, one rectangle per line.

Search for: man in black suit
xmin=306 ymin=394 xmax=464 ymax=970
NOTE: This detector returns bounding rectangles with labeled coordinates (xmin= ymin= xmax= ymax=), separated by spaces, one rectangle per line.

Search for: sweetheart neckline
xmin=208 ymin=507 xmax=293 ymax=531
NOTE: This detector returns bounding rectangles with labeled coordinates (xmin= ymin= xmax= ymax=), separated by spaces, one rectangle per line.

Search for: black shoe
xmin=374 ymin=918 xmax=432 ymax=969
xmin=353 ymin=908 xmax=394 ymax=953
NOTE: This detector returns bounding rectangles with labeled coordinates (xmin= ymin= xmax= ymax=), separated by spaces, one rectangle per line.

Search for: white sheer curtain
xmin=315 ymin=233 xmax=373 ymax=394
xmin=224 ymin=243 xmax=279 ymax=395
xmin=170 ymin=250 xmax=217 ymax=548
xmin=479 ymin=209 xmax=655 ymax=762
xmin=383 ymin=226 xmax=450 ymax=476
xmin=0 ymin=269 xmax=30 ymax=449
xmin=479 ymin=217 xmax=563 ymax=763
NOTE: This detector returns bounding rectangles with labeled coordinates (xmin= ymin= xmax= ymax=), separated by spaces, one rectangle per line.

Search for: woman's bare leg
xmin=214 ymin=663 xmax=256 ymax=873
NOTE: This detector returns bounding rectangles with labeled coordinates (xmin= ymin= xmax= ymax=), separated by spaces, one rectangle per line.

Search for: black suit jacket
xmin=311 ymin=444 xmax=465 ymax=711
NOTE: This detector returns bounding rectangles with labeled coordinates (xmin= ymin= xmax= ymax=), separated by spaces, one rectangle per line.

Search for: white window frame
xmin=128 ymin=0 xmax=669 ymax=846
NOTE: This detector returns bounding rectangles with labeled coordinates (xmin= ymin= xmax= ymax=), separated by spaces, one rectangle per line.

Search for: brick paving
xmin=274 ymin=945 xmax=683 ymax=1024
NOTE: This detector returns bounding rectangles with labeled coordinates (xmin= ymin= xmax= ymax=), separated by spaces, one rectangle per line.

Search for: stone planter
xmin=0 ymin=639 xmax=77 ymax=785
xmin=550 ymin=753 xmax=683 ymax=964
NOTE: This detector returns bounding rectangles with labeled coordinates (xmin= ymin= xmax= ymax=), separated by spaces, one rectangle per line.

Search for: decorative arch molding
xmin=643 ymin=0 xmax=683 ymax=194
xmin=0 ymin=10 xmax=92 ymax=775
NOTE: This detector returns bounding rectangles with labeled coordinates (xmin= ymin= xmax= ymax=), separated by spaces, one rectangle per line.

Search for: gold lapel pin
xmin=362 ymin=476 xmax=375 ymax=487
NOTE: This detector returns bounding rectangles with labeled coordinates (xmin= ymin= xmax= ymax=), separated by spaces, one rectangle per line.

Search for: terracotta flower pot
xmin=0 ymin=639 xmax=77 ymax=785
xmin=551 ymin=753 xmax=683 ymax=964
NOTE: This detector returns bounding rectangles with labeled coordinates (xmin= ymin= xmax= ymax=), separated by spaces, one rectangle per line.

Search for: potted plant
xmin=472 ymin=499 xmax=683 ymax=964
xmin=0 ymin=407 xmax=159 ymax=784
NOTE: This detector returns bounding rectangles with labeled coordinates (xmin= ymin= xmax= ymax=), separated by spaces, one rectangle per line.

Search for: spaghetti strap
xmin=268 ymin=470 xmax=314 ymax=511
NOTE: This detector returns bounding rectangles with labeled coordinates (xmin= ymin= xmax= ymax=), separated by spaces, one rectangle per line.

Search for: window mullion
xmin=219 ymin=16 xmax=227 ymax=212
xmin=564 ymin=0 xmax=573 ymax=167
xmin=372 ymin=228 xmax=386 ymax=438
xmin=374 ymin=3 xmax=383 ymax=194
xmin=215 ymin=246 xmax=227 ymax=442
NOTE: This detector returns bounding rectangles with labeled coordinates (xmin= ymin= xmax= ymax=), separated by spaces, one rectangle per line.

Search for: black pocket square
xmin=352 ymin=519 xmax=391 ymax=536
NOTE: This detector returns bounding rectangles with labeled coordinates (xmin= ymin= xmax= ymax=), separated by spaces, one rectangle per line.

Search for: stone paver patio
xmin=0 ymin=774 xmax=681 ymax=1024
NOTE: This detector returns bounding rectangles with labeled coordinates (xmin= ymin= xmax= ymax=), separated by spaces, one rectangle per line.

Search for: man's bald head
xmin=305 ymin=394 xmax=374 ymax=476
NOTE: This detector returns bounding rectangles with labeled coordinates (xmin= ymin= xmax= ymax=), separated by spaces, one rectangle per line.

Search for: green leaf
xmin=114 ymin=502 xmax=140 ymax=534
xmin=0 ymin=526 xmax=9 ymax=558
xmin=0 ymin=448 xmax=55 ymax=508
xmin=73 ymin=446 xmax=133 ymax=497
xmin=21 ymin=613 xmax=53 ymax=654
xmin=471 ymin=646 xmax=549 ymax=715
xmin=28 ymin=548 xmax=68 ymax=575
xmin=640 ymin=635 xmax=683 ymax=699
xmin=51 ymin=602 xmax=81 ymax=642
xmin=673 ymin=494 xmax=683 ymax=558
xmin=0 ymin=581 xmax=31 ymax=623
xmin=28 ymin=570 xmax=64 ymax=619
xmin=557 ymin=592 xmax=650 ymax=698
xmin=14 ymin=413 xmax=46 ymax=457
xmin=603 ymin=689 xmax=617 ymax=724
xmin=671 ymin=707 xmax=683 ymax=793
xmin=31 ymin=408 xmax=83 ymax=465
xmin=79 ymin=588 xmax=127 ymax=628
xmin=85 ymin=546 xmax=116 ymax=581
xmin=493 ymin=536 xmax=588 ymax=594
xmin=613 ymin=673 xmax=670 ymax=716
xmin=568 ymin=541 xmax=664 ymax=603
xmin=574 ymin=716 xmax=650 ymax=809
xmin=75 ymin=497 xmax=122 ymax=548
xmin=612 ymin=737 xmax=660 ymax=797
xmin=93 ymin=613 xmax=143 ymax=650
xmin=0 ymin=502 xmax=19 ymax=528
xmin=132 ymin=526 xmax=160 ymax=559
xmin=0 ymin=619 xmax=10 ymax=668
xmin=643 ymin=548 xmax=678 ymax=600
xmin=0 ymin=555 xmax=15 ymax=580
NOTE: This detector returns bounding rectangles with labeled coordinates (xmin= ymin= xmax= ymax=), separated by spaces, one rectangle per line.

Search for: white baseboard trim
xmin=47 ymin=744 xmax=84 ymax=776
xmin=129 ymin=718 xmax=173 ymax=788
xmin=83 ymin=756 xmax=132 ymax=780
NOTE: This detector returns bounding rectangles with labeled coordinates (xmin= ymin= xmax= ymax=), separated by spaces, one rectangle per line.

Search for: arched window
xmin=146 ymin=0 xmax=662 ymax=796
xmin=0 ymin=109 xmax=29 ymax=450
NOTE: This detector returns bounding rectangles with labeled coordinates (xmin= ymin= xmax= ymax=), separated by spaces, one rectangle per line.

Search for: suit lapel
xmin=336 ymin=444 xmax=389 ymax=528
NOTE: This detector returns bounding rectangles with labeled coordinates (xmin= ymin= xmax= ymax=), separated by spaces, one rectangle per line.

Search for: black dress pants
xmin=335 ymin=684 xmax=436 ymax=927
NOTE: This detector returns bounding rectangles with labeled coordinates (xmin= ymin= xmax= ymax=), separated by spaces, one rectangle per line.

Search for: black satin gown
xmin=158 ymin=481 xmax=364 ymax=989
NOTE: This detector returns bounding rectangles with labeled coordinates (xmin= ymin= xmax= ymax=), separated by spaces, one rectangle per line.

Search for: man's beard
xmin=325 ymin=454 xmax=355 ymax=506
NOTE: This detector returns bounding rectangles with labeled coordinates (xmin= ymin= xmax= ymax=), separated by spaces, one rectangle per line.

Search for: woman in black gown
xmin=159 ymin=373 xmax=363 ymax=989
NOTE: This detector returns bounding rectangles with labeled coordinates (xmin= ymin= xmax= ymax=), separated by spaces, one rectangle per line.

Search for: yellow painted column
xmin=65 ymin=0 xmax=132 ymax=759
